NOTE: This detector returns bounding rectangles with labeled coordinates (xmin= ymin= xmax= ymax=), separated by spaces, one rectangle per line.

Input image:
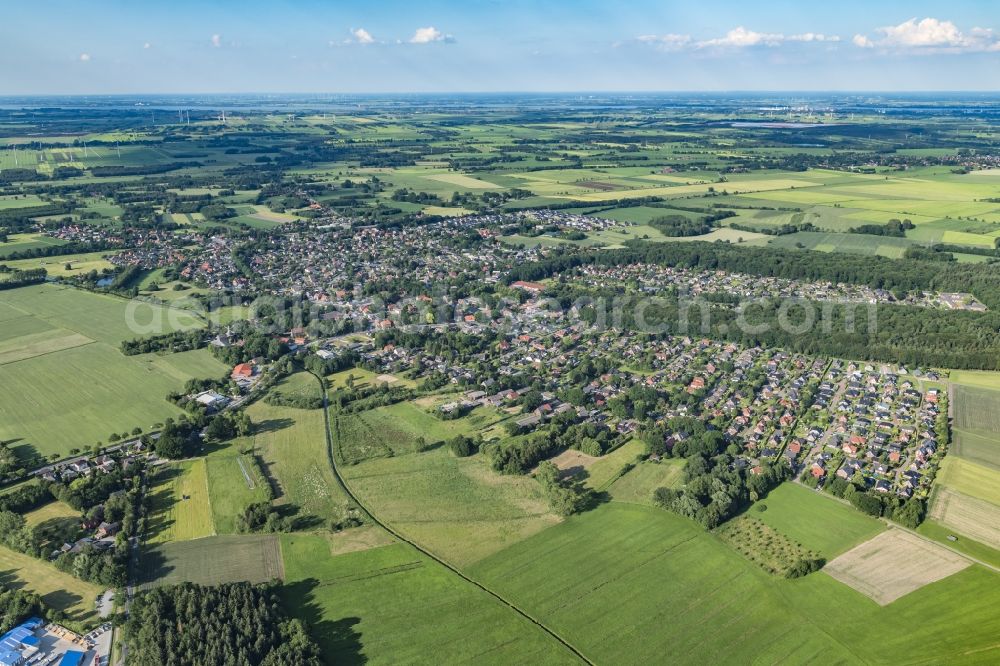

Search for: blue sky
xmin=2 ymin=1 xmax=1000 ymax=93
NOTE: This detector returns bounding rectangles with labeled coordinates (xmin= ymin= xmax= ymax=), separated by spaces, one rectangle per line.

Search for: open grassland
xmin=146 ymin=459 xmax=215 ymax=544
xmin=22 ymin=499 xmax=79 ymax=527
xmin=0 ymin=232 xmax=67 ymax=258
xmin=2 ymin=250 xmax=117 ymax=277
xmin=205 ymin=443 xmax=272 ymax=534
xmin=340 ymin=446 xmax=559 ymax=567
xmin=606 ymin=459 xmax=685 ymax=504
xmin=582 ymin=438 xmax=645 ymax=489
xmin=917 ymin=519 xmax=1000 ymax=570
xmin=334 ymin=401 xmax=505 ymax=464
xmin=0 ymin=544 xmax=102 ymax=627
xmin=470 ymin=502 xmax=1000 ymax=664
xmin=936 ymin=457 xmax=1000 ymax=506
xmin=929 ymin=488 xmax=1000 ymax=551
xmin=752 ymin=483 xmax=885 ymax=558
xmin=952 ymin=385 xmax=1000 ymax=469
xmin=138 ymin=534 xmax=283 ymax=588
xmin=279 ymin=536 xmax=577 ymax=665
xmin=949 ymin=370 xmax=1000 ymax=391
xmin=244 ymin=382 xmax=351 ymax=523
xmin=824 ymin=530 xmax=971 ymax=605
xmin=0 ymin=344 xmax=227 ymax=460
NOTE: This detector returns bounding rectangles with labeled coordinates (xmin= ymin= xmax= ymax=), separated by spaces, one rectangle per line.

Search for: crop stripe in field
xmin=308 ymin=371 xmax=595 ymax=666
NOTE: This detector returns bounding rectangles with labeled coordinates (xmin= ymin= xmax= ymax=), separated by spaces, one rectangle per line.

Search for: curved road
xmin=311 ymin=372 xmax=593 ymax=666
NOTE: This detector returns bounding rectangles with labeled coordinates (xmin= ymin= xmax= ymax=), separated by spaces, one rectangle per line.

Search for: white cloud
xmin=409 ymin=26 xmax=453 ymax=44
xmin=211 ymin=34 xmax=222 ymax=48
xmin=79 ymin=53 xmax=90 ymax=61
xmin=699 ymin=27 xmax=786 ymax=48
xmin=636 ymin=27 xmax=840 ymax=51
xmin=854 ymin=17 xmax=1000 ymax=53
xmin=351 ymin=28 xmax=375 ymax=44
xmin=143 ymin=42 xmax=152 ymax=49
xmin=635 ymin=34 xmax=692 ymax=51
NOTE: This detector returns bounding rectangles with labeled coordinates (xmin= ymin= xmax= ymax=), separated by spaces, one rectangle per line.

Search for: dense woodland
xmin=124 ymin=583 xmax=321 ymax=666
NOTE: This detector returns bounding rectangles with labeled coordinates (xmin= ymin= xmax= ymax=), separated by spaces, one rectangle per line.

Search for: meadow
xmin=145 ymin=459 xmax=215 ymax=544
xmin=469 ymin=502 xmax=1000 ymax=665
xmin=0 ymin=284 xmax=226 ymax=459
xmin=204 ymin=442 xmax=272 ymax=534
xmin=138 ymin=534 xmax=284 ymax=588
xmin=279 ymin=535 xmax=578 ymax=665
xmin=951 ymin=384 xmax=1000 ymax=469
xmin=339 ymin=444 xmax=559 ymax=567
xmin=334 ymin=401 xmax=505 ymax=464
xmin=751 ymin=483 xmax=885 ymax=558
xmin=0 ymin=543 xmax=103 ymax=628
xmin=243 ymin=378 xmax=351 ymax=524
xmin=605 ymin=459 xmax=685 ymax=504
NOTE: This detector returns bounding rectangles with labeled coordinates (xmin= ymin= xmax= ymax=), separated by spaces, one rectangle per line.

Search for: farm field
xmin=2 ymin=250 xmax=117 ymax=277
xmin=917 ymin=520 xmax=1000 ymax=570
xmin=279 ymin=535 xmax=577 ymax=665
xmin=340 ymin=445 xmax=559 ymax=567
xmin=0 ymin=232 xmax=68 ymax=258
xmin=0 ymin=543 xmax=103 ymax=627
xmin=470 ymin=502 xmax=1000 ymax=664
xmin=928 ymin=488 xmax=1000 ymax=551
xmin=824 ymin=529 xmax=970 ymax=605
xmin=606 ymin=459 xmax=685 ymax=504
xmin=22 ymin=499 xmax=78 ymax=527
xmin=243 ymin=379 xmax=351 ymax=524
xmin=0 ymin=343 xmax=227 ymax=460
xmin=333 ymin=401 xmax=506 ymax=464
xmin=751 ymin=483 xmax=885 ymax=558
xmin=935 ymin=456 xmax=1000 ymax=506
xmin=145 ymin=459 xmax=215 ymax=544
xmin=204 ymin=442 xmax=272 ymax=534
xmin=138 ymin=534 xmax=284 ymax=588
xmin=582 ymin=438 xmax=645 ymax=490
xmin=951 ymin=384 xmax=1000 ymax=468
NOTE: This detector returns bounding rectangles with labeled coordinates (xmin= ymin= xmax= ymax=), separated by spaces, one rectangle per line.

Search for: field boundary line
xmin=309 ymin=371 xmax=594 ymax=666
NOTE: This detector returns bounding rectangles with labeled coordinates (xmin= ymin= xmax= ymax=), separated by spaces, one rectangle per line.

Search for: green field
xmin=146 ymin=459 xmax=215 ymax=543
xmin=583 ymin=438 xmax=645 ymax=490
xmin=752 ymin=483 xmax=885 ymax=558
xmin=469 ymin=502 xmax=1000 ymax=664
xmin=0 ymin=543 xmax=103 ymax=627
xmin=340 ymin=445 xmax=559 ymax=567
xmin=243 ymin=377 xmax=351 ymax=524
xmin=205 ymin=443 xmax=272 ymax=534
xmin=138 ymin=534 xmax=284 ymax=588
xmin=0 ymin=284 xmax=225 ymax=459
xmin=952 ymin=385 xmax=1000 ymax=469
xmin=279 ymin=535 xmax=577 ymax=665
xmin=334 ymin=401 xmax=506 ymax=464
xmin=606 ymin=459 xmax=685 ymax=504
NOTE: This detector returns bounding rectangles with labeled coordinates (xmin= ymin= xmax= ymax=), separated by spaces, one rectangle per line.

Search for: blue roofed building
xmin=0 ymin=618 xmax=45 ymax=666
xmin=58 ymin=650 xmax=86 ymax=666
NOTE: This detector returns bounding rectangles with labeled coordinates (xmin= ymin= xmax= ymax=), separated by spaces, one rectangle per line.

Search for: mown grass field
xmin=469 ymin=502 xmax=1000 ymax=665
xmin=340 ymin=445 xmax=559 ymax=567
xmin=279 ymin=535 xmax=578 ymax=665
xmin=606 ymin=459 xmax=685 ymax=504
xmin=243 ymin=377 xmax=351 ymax=524
xmin=582 ymin=438 xmax=645 ymax=490
xmin=0 ymin=543 xmax=103 ymax=627
xmin=952 ymin=384 xmax=1000 ymax=469
xmin=204 ymin=443 xmax=272 ymax=534
xmin=146 ymin=459 xmax=215 ymax=544
xmin=752 ymin=483 xmax=885 ymax=558
xmin=0 ymin=285 xmax=225 ymax=459
xmin=334 ymin=401 xmax=505 ymax=463
xmin=138 ymin=534 xmax=283 ymax=588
